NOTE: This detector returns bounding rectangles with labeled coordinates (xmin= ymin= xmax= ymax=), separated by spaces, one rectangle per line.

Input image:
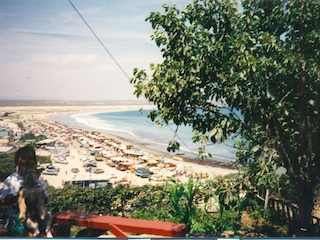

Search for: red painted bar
xmin=107 ymin=224 xmax=129 ymax=238
xmin=53 ymin=211 xmax=189 ymax=237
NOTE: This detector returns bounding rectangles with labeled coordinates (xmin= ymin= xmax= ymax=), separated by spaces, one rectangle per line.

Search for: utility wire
xmin=68 ymin=0 xmax=131 ymax=80
xmin=67 ymin=0 xmax=232 ymax=176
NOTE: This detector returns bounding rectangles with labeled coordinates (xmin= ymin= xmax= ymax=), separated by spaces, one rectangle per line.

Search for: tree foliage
xmin=0 ymin=153 xmax=15 ymax=181
xmin=131 ymin=0 xmax=320 ymax=235
xmin=0 ymin=153 xmax=51 ymax=181
xmin=46 ymin=182 xmax=211 ymax=233
xmin=45 ymin=179 xmax=290 ymax=236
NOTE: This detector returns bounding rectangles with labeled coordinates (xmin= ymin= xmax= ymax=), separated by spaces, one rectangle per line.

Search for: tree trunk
xmin=299 ymin=182 xmax=314 ymax=236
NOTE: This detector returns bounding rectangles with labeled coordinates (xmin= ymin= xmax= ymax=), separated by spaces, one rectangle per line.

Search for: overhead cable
xmin=68 ymin=0 xmax=131 ymax=80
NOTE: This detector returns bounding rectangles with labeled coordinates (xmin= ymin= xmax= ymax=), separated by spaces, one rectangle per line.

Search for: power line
xmin=67 ymin=0 xmax=232 ymax=176
xmin=68 ymin=0 xmax=131 ymax=80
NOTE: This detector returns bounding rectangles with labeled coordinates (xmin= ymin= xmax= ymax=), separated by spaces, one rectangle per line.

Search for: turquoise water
xmin=52 ymin=109 xmax=236 ymax=163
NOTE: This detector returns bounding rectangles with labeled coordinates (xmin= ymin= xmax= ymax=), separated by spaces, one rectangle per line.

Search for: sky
xmin=0 ymin=0 xmax=188 ymax=101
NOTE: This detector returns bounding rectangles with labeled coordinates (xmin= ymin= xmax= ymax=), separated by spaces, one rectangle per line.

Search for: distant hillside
xmin=0 ymin=99 xmax=148 ymax=107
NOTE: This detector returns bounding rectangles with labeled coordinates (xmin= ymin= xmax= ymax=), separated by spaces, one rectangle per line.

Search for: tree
xmin=0 ymin=153 xmax=15 ymax=181
xmin=131 ymin=0 xmax=320 ymax=236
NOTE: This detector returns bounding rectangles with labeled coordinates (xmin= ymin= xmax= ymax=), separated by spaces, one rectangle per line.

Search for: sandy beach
xmin=0 ymin=105 xmax=238 ymax=188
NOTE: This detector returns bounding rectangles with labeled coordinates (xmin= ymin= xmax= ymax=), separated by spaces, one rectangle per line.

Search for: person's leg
xmin=45 ymin=212 xmax=53 ymax=237
xmin=26 ymin=218 xmax=40 ymax=237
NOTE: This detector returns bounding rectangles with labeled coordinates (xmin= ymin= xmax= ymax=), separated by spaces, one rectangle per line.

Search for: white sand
xmin=0 ymin=105 xmax=238 ymax=188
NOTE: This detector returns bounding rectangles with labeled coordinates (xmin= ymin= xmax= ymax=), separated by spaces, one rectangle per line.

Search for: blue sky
xmin=0 ymin=0 xmax=188 ymax=101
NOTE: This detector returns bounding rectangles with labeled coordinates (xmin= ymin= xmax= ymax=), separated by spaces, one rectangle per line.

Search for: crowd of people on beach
xmin=0 ymin=107 xmax=239 ymax=238
xmin=1 ymin=113 xmax=234 ymax=189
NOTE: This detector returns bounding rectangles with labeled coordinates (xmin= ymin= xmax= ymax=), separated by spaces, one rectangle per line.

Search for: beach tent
xmin=123 ymin=150 xmax=144 ymax=156
xmin=36 ymin=139 xmax=55 ymax=145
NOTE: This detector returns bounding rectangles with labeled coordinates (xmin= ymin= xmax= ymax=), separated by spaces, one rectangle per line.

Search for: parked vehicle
xmin=63 ymin=179 xmax=111 ymax=188
xmin=93 ymin=168 xmax=104 ymax=174
xmin=116 ymin=164 xmax=128 ymax=171
xmin=54 ymin=157 xmax=68 ymax=164
xmin=112 ymin=180 xmax=131 ymax=187
xmin=71 ymin=168 xmax=79 ymax=173
xmin=95 ymin=156 xmax=103 ymax=161
xmin=42 ymin=168 xmax=58 ymax=175
xmin=108 ymin=162 xmax=117 ymax=167
xmin=86 ymin=167 xmax=104 ymax=174
xmin=46 ymin=165 xmax=60 ymax=172
xmin=135 ymin=168 xmax=151 ymax=178
xmin=83 ymin=162 xmax=97 ymax=168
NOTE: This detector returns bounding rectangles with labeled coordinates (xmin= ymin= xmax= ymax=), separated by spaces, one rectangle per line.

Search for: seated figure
xmin=0 ymin=146 xmax=52 ymax=237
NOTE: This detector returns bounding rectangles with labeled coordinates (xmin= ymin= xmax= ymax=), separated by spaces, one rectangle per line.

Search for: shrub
xmin=0 ymin=153 xmax=15 ymax=181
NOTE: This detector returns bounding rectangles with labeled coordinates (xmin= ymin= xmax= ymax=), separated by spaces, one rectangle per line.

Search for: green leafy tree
xmin=131 ymin=0 xmax=320 ymax=236
xmin=0 ymin=153 xmax=15 ymax=181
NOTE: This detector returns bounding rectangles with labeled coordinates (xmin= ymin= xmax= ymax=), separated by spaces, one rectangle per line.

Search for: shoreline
xmin=51 ymin=108 xmax=236 ymax=166
xmin=0 ymin=105 xmax=238 ymax=188
xmin=51 ymin=110 xmax=236 ymax=169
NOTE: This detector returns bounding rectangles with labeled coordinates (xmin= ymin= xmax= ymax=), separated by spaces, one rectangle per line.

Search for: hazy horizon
xmin=0 ymin=98 xmax=150 ymax=106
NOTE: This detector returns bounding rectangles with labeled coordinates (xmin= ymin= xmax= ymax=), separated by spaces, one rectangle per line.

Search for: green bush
xmin=190 ymin=211 xmax=217 ymax=235
xmin=37 ymin=155 xmax=51 ymax=164
xmin=0 ymin=153 xmax=52 ymax=182
xmin=46 ymin=179 xmax=219 ymax=235
xmin=213 ymin=208 xmax=239 ymax=232
xmin=0 ymin=153 xmax=15 ymax=181
xmin=44 ymin=177 xmax=292 ymax=237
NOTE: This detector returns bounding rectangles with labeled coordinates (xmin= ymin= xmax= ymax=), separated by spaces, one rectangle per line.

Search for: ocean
xmin=51 ymin=109 xmax=236 ymax=163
